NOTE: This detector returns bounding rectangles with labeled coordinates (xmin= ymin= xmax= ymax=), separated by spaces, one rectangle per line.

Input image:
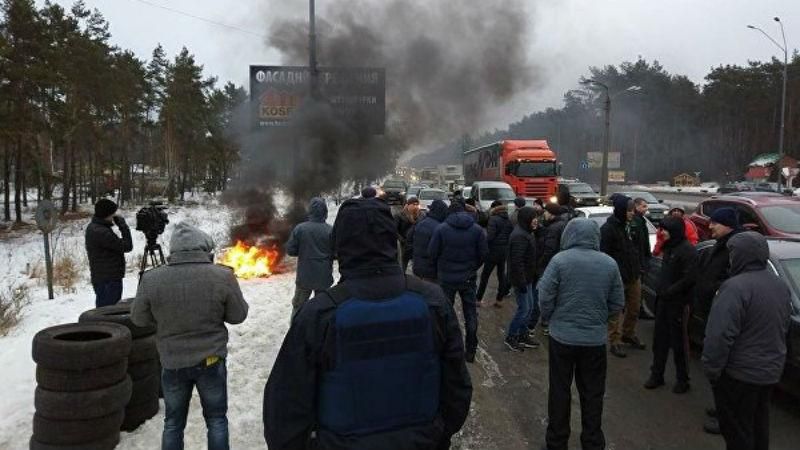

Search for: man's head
xmin=94 ymin=198 xmax=118 ymax=222
xmin=169 ymin=222 xmax=215 ymax=256
xmin=543 ymin=202 xmax=561 ymax=221
xmin=517 ymin=207 xmax=537 ymax=233
xmin=449 ymin=198 xmax=466 ymax=215
xmin=669 ymin=207 xmax=685 ymax=219
xmin=333 ymin=198 xmax=398 ymax=276
xmin=308 ymin=197 xmax=328 ymax=223
xmin=613 ymin=195 xmax=634 ymax=222
xmin=659 ymin=216 xmax=686 ymax=244
xmin=634 ymin=198 xmax=648 ymax=216
xmin=709 ymin=207 xmax=738 ymax=239
xmin=404 ymin=197 xmax=420 ymax=215
xmin=513 ymin=197 xmax=526 ymax=208
xmin=361 ymin=186 xmax=377 ymax=198
xmin=490 ymin=200 xmax=503 ymax=209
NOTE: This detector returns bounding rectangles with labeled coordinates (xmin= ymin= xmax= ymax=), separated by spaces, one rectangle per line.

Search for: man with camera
xmin=85 ymin=198 xmax=133 ymax=307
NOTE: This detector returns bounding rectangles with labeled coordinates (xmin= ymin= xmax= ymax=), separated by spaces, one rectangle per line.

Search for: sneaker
xmin=542 ymin=325 xmax=550 ymax=336
xmin=610 ymin=344 xmax=627 ymax=358
xmin=644 ymin=375 xmax=665 ymax=389
xmin=622 ymin=335 xmax=647 ymax=350
xmin=673 ymin=381 xmax=691 ymax=394
xmin=518 ymin=334 xmax=540 ymax=349
xmin=703 ymin=417 xmax=721 ymax=435
xmin=465 ymin=350 xmax=476 ymax=363
xmin=504 ymin=336 xmax=525 ymax=352
xmin=705 ymin=408 xmax=717 ymax=418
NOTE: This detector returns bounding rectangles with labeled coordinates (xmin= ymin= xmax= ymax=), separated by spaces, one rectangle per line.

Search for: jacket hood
xmin=446 ymin=211 xmax=476 ymax=229
xmin=561 ymin=218 xmax=600 ymax=251
xmin=308 ymin=197 xmax=327 ymax=222
xmin=727 ymin=231 xmax=769 ymax=276
xmin=613 ymin=195 xmax=632 ymax=222
xmin=490 ymin=204 xmax=509 ymax=218
xmin=169 ymin=222 xmax=215 ymax=254
xmin=660 ymin=216 xmax=686 ymax=247
xmin=427 ymin=199 xmax=448 ymax=222
xmin=333 ymin=198 xmax=399 ymax=276
xmin=516 ymin=207 xmax=536 ymax=233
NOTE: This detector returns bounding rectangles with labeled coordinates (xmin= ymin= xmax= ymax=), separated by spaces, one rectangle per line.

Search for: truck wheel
xmin=120 ymin=397 xmax=160 ymax=432
xmin=79 ymin=304 xmax=155 ymax=339
xmin=33 ymin=323 xmax=131 ymax=371
xmin=35 ymin=376 xmax=132 ymax=420
xmin=128 ymin=334 xmax=158 ymax=364
xmin=36 ymin=360 xmax=127 ymax=392
xmin=30 ymin=432 xmax=120 ymax=450
xmin=32 ymin=410 xmax=124 ymax=445
xmin=128 ymin=358 xmax=159 ymax=381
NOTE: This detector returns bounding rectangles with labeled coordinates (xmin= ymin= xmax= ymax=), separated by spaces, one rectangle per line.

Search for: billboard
xmin=587 ymin=151 xmax=621 ymax=169
xmin=250 ymin=66 xmax=386 ymax=134
xmin=608 ymin=170 xmax=626 ymax=183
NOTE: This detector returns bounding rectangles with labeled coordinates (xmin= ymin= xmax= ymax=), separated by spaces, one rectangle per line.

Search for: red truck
xmin=463 ymin=140 xmax=559 ymax=200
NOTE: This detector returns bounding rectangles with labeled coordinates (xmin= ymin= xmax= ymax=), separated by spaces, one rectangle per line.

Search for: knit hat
xmin=361 ymin=187 xmax=377 ymax=198
xmin=710 ymin=207 xmax=739 ymax=229
xmin=668 ymin=207 xmax=686 ymax=215
xmin=544 ymin=202 xmax=562 ymax=216
xmin=513 ymin=197 xmax=526 ymax=208
xmin=94 ymin=198 xmax=118 ymax=218
xmin=449 ymin=198 xmax=466 ymax=214
xmin=405 ymin=197 xmax=419 ymax=205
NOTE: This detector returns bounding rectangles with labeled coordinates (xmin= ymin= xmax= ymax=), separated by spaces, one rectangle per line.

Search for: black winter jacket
xmin=508 ymin=208 xmax=538 ymax=289
xmin=85 ymin=216 xmax=133 ymax=284
xmin=656 ymin=217 xmax=697 ymax=304
xmin=631 ymin=213 xmax=652 ymax=272
xmin=486 ymin=206 xmax=513 ymax=263
xmin=537 ymin=213 xmax=568 ymax=277
xmin=600 ymin=215 xmax=640 ymax=283
xmin=693 ymin=230 xmax=741 ymax=316
xmin=396 ymin=210 xmax=416 ymax=251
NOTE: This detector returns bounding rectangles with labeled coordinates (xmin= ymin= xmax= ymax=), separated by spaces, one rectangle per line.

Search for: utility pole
xmin=309 ymin=0 xmax=319 ymax=99
xmin=748 ymin=18 xmax=789 ymax=157
xmin=602 ymin=92 xmax=611 ymax=197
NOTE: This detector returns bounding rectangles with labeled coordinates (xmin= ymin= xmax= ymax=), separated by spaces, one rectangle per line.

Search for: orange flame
xmin=219 ymin=241 xmax=280 ymax=279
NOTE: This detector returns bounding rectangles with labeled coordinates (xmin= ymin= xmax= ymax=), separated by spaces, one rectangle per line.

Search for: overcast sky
xmin=42 ymin=0 xmax=799 ymax=132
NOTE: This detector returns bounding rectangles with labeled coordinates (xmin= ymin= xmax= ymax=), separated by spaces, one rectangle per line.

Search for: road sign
xmin=250 ymin=66 xmax=386 ymax=134
xmin=579 ymin=160 xmax=590 ymax=170
xmin=35 ymin=200 xmax=57 ymax=300
xmin=587 ymin=152 xmax=621 ymax=169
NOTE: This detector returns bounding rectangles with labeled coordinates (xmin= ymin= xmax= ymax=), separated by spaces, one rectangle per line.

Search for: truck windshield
xmin=513 ymin=161 xmax=558 ymax=177
xmin=480 ymin=188 xmax=516 ymax=201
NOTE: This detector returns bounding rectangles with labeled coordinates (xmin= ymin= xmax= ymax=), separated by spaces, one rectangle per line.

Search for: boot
xmin=518 ymin=333 xmax=540 ymax=349
xmin=644 ymin=374 xmax=665 ymax=389
xmin=610 ymin=344 xmax=627 ymax=358
xmin=673 ymin=381 xmax=691 ymax=394
xmin=504 ymin=335 xmax=525 ymax=352
xmin=622 ymin=335 xmax=647 ymax=350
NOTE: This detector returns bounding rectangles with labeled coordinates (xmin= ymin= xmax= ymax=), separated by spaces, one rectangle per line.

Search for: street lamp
xmin=747 ymin=17 xmax=788 ymax=158
xmin=581 ymin=80 xmax=641 ymax=196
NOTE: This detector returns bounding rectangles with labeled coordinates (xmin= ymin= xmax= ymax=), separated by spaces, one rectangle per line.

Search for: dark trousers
xmin=650 ymin=301 xmax=690 ymax=382
xmin=527 ymin=283 xmax=542 ymax=330
xmin=713 ymin=373 xmax=772 ymax=450
xmin=546 ymin=338 xmax=607 ymax=450
xmin=441 ymin=280 xmax=478 ymax=353
xmin=476 ymin=257 xmax=507 ymax=302
xmin=162 ymin=360 xmax=229 ymax=450
xmin=92 ymin=279 xmax=123 ymax=308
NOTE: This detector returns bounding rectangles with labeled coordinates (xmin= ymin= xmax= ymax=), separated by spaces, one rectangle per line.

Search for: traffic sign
xmin=579 ymin=160 xmax=590 ymax=170
xmin=35 ymin=200 xmax=57 ymax=233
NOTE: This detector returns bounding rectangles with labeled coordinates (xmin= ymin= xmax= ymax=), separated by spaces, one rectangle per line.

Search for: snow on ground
xmin=0 ymin=193 xmax=338 ymax=450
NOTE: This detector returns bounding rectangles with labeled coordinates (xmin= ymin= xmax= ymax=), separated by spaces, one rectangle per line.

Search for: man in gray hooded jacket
xmin=702 ymin=232 xmax=792 ymax=450
xmin=286 ymin=197 xmax=334 ymax=318
xmin=132 ymin=222 xmax=249 ymax=450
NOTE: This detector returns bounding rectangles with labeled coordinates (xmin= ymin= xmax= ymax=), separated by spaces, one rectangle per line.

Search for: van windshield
xmin=480 ymin=187 xmax=516 ymax=201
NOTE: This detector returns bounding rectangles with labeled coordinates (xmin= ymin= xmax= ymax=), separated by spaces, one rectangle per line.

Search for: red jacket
xmin=653 ymin=218 xmax=699 ymax=256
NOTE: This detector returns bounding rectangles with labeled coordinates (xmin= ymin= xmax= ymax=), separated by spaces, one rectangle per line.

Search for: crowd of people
xmin=81 ymin=191 xmax=793 ymax=450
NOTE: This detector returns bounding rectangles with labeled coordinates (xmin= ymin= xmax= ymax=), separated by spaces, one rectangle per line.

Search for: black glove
xmin=112 ymin=216 xmax=126 ymax=227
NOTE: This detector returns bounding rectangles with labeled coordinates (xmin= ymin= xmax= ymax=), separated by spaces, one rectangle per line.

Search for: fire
xmin=219 ymin=241 xmax=280 ymax=279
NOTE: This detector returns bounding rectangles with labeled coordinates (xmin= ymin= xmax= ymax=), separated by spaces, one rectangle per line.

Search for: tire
xmin=30 ymin=432 xmax=120 ymax=450
xmin=35 ymin=376 xmax=132 ymax=420
xmin=33 ymin=323 xmax=132 ymax=371
xmin=129 ymin=334 xmax=158 ymax=364
xmin=36 ymin=360 xmax=127 ymax=392
xmin=32 ymin=410 xmax=124 ymax=445
xmin=129 ymin=373 xmax=160 ymax=405
xmin=79 ymin=304 xmax=155 ymax=339
xmin=121 ymin=396 xmax=160 ymax=432
xmin=128 ymin=358 xmax=159 ymax=381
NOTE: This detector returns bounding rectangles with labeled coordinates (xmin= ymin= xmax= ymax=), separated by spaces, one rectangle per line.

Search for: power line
xmin=126 ymin=0 xmax=267 ymax=38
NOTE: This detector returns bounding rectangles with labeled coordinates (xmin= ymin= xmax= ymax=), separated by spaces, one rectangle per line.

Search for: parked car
xmin=689 ymin=194 xmax=800 ymax=240
xmin=381 ymin=179 xmax=408 ymax=206
xmin=407 ymin=184 xmax=428 ymax=198
xmin=461 ymin=186 xmax=472 ymax=199
xmin=417 ymin=188 xmax=449 ymax=211
xmin=575 ymin=206 xmax=657 ymax=252
xmin=558 ymin=181 xmax=603 ymax=206
xmin=641 ymin=238 xmax=800 ymax=396
xmin=614 ymin=190 xmax=670 ymax=224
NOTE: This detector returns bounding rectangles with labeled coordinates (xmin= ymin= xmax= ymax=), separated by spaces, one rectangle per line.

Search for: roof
xmin=471 ymin=181 xmax=514 ymax=189
xmin=749 ymin=153 xmax=782 ymax=167
xmin=709 ymin=194 xmax=800 ymax=206
xmin=576 ymin=206 xmax=613 ymax=216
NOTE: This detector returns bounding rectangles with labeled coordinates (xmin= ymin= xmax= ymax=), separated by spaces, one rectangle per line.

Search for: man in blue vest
xmin=263 ymin=197 xmax=472 ymax=450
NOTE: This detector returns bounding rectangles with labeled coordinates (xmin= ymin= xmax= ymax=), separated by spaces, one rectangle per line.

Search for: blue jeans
xmin=162 ymin=360 xmax=229 ymax=450
xmin=508 ymin=284 xmax=533 ymax=337
xmin=441 ymin=280 xmax=478 ymax=353
xmin=92 ymin=280 xmax=123 ymax=308
xmin=527 ymin=282 xmax=542 ymax=331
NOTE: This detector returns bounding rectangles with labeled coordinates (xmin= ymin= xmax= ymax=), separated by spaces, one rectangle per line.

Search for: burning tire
xmin=35 ymin=376 xmax=132 ymax=420
xmin=36 ymin=360 xmax=128 ymax=393
xmin=32 ymin=410 xmax=124 ymax=445
xmin=79 ymin=304 xmax=155 ymax=339
xmin=29 ymin=432 xmax=120 ymax=450
xmin=32 ymin=323 xmax=132 ymax=371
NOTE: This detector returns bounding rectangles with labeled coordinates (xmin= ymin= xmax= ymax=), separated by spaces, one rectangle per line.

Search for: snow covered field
xmin=0 ymin=194 xmax=338 ymax=449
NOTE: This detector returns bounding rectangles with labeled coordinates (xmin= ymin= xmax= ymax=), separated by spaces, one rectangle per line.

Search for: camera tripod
xmin=138 ymin=233 xmax=166 ymax=280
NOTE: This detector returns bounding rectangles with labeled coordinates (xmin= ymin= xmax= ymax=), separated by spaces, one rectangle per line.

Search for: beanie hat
xmin=449 ymin=198 xmax=466 ymax=214
xmin=513 ymin=197 xmax=526 ymax=208
xmin=544 ymin=202 xmax=562 ymax=216
xmin=668 ymin=207 xmax=686 ymax=215
xmin=361 ymin=187 xmax=377 ymax=198
xmin=405 ymin=197 xmax=420 ymax=205
xmin=94 ymin=198 xmax=118 ymax=218
xmin=710 ymin=207 xmax=739 ymax=229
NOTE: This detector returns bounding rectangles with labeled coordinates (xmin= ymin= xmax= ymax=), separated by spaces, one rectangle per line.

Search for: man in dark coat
xmin=644 ymin=216 xmax=697 ymax=394
xmin=263 ymin=197 xmax=472 ymax=450
xmin=397 ymin=197 xmax=421 ymax=272
xmin=411 ymin=199 xmax=448 ymax=282
xmin=477 ymin=200 xmax=514 ymax=308
xmin=703 ymin=232 xmax=792 ymax=450
xmin=505 ymin=207 xmax=539 ymax=352
xmin=531 ymin=203 xmax=569 ymax=334
xmin=601 ymin=195 xmax=644 ymax=358
xmin=85 ymin=198 xmax=133 ymax=307
xmin=286 ymin=197 xmax=334 ymax=319
xmin=428 ymin=199 xmax=489 ymax=363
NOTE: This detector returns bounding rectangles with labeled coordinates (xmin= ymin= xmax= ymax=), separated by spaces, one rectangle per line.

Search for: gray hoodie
xmin=538 ymin=218 xmax=625 ymax=346
xmin=132 ymin=222 xmax=249 ymax=370
xmin=702 ymin=232 xmax=792 ymax=385
xmin=286 ymin=198 xmax=334 ymax=291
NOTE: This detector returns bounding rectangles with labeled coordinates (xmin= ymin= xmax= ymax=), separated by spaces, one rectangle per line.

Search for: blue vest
xmin=317 ymin=288 xmax=441 ymax=436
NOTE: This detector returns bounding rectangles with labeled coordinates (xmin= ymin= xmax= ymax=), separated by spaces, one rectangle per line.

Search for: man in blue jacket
xmin=410 ymin=199 xmax=449 ymax=282
xmin=285 ymin=197 xmax=333 ymax=319
xmin=539 ymin=218 xmax=624 ymax=450
xmin=428 ymin=199 xmax=489 ymax=363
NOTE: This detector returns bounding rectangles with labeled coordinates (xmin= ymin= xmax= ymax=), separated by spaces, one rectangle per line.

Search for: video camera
xmin=135 ymin=201 xmax=169 ymax=243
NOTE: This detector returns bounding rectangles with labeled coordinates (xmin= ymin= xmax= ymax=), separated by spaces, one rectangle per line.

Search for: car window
xmin=734 ymin=205 xmax=762 ymax=229
xmin=779 ymin=259 xmax=800 ymax=304
xmin=701 ymin=200 xmax=726 ymax=218
xmin=419 ymin=190 xmax=447 ymax=201
xmin=761 ymin=205 xmax=800 ymax=234
xmin=479 ymin=187 xmax=516 ymax=201
xmin=567 ymin=183 xmax=596 ymax=194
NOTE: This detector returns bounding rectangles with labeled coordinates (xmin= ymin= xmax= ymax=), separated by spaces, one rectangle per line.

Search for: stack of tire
xmin=31 ymin=323 xmax=132 ymax=450
xmin=79 ymin=303 xmax=160 ymax=432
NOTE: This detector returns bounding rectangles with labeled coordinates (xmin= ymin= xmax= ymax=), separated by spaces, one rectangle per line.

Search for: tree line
xmin=0 ymin=0 xmax=247 ymax=223
xmin=412 ymin=56 xmax=800 ymax=185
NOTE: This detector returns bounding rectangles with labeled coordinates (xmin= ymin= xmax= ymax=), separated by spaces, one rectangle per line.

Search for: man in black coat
xmin=396 ymin=197 xmax=420 ymax=272
xmin=263 ymin=197 xmax=472 ymax=450
xmin=477 ymin=200 xmax=513 ymax=308
xmin=505 ymin=207 xmax=539 ymax=352
xmin=644 ymin=216 xmax=697 ymax=394
xmin=601 ymin=195 xmax=644 ymax=358
xmin=85 ymin=198 xmax=133 ymax=307
xmin=537 ymin=203 xmax=569 ymax=278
